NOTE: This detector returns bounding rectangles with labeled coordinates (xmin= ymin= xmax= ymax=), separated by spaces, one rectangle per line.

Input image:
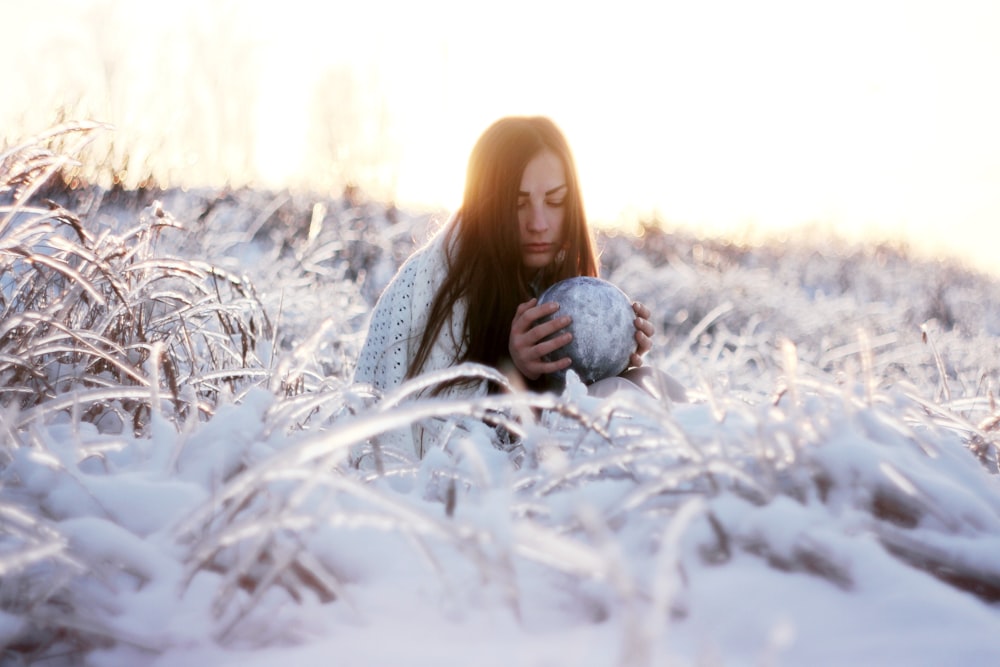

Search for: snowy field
xmin=2 ymin=126 xmax=1000 ymax=666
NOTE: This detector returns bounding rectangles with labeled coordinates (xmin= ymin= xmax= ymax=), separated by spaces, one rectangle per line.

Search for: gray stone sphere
xmin=538 ymin=276 xmax=635 ymax=386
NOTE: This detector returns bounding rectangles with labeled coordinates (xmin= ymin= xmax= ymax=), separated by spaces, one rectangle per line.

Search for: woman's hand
xmin=631 ymin=301 xmax=654 ymax=368
xmin=509 ymin=298 xmax=573 ymax=381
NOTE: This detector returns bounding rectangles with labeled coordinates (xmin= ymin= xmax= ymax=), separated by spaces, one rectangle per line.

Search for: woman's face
xmin=517 ymin=149 xmax=567 ymax=270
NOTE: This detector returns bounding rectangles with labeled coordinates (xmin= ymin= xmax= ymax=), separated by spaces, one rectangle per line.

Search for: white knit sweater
xmin=353 ymin=225 xmax=489 ymax=456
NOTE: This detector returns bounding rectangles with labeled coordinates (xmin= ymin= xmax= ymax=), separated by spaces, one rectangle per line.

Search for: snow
xmin=3 ymin=189 xmax=1000 ymax=666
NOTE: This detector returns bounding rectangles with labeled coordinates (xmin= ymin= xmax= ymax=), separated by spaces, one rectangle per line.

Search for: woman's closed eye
xmin=518 ymin=197 xmax=564 ymax=209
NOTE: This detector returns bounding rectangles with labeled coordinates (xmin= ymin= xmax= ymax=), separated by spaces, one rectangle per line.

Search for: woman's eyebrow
xmin=518 ymin=184 xmax=568 ymax=197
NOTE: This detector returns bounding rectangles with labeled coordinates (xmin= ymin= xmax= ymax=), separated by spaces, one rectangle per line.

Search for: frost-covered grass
xmin=2 ymin=125 xmax=1000 ymax=666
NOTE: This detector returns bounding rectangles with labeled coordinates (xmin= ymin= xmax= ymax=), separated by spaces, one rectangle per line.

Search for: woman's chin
xmin=521 ymin=254 xmax=554 ymax=270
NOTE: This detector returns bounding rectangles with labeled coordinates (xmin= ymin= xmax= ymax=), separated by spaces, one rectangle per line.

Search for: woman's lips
xmin=524 ymin=243 xmax=553 ymax=253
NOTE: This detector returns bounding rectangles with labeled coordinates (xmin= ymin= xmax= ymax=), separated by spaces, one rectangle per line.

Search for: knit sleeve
xmin=352 ymin=227 xmax=493 ymax=460
xmin=353 ymin=232 xmax=449 ymax=393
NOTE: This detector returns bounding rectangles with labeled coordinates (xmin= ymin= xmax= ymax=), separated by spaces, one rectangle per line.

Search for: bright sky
xmin=6 ymin=0 xmax=1000 ymax=273
xmin=250 ymin=0 xmax=1000 ymax=273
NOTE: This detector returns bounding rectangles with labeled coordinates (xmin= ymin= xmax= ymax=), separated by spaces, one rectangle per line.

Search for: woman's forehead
xmin=519 ymin=150 xmax=565 ymax=191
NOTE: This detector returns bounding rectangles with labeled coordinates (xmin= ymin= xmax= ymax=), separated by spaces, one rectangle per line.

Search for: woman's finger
xmin=635 ymin=328 xmax=652 ymax=357
xmin=527 ymin=313 xmax=571 ymax=345
xmin=510 ymin=298 xmax=539 ymax=334
xmin=533 ymin=329 xmax=573 ymax=358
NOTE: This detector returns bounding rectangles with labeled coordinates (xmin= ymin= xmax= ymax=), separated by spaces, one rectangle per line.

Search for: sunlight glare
xmin=5 ymin=0 xmax=999 ymax=273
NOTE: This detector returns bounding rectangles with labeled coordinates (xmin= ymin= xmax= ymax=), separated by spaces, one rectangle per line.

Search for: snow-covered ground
xmin=3 ymin=183 xmax=1000 ymax=666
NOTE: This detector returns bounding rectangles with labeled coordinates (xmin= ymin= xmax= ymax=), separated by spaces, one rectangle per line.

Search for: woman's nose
xmin=527 ymin=202 xmax=548 ymax=230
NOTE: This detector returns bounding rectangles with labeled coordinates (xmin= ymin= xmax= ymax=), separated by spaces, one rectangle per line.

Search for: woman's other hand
xmin=509 ymin=298 xmax=573 ymax=381
xmin=631 ymin=301 xmax=654 ymax=368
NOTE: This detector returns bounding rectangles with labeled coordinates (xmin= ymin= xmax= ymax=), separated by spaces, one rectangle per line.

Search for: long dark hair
xmin=406 ymin=116 xmax=598 ymax=390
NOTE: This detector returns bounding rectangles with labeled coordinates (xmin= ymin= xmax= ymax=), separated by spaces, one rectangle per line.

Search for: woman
xmin=353 ymin=116 xmax=683 ymax=455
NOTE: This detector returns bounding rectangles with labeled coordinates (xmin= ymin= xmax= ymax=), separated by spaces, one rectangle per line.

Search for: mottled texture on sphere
xmin=538 ymin=277 xmax=635 ymax=386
